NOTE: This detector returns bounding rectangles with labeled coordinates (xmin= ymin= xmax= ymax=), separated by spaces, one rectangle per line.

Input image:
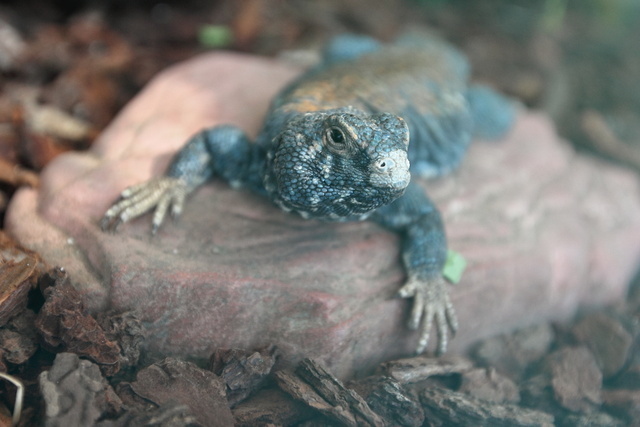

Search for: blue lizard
xmin=102 ymin=33 xmax=515 ymax=355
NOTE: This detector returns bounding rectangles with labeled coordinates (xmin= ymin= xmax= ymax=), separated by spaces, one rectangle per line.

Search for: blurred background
xmin=0 ymin=0 xmax=639 ymax=215
xmin=0 ymin=2 xmax=639 ymax=425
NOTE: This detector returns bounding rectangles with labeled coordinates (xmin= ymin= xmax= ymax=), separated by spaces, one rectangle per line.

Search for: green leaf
xmin=198 ymin=25 xmax=233 ymax=48
xmin=443 ymin=249 xmax=466 ymax=284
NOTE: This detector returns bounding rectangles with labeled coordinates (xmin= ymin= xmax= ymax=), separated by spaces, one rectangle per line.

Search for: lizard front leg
xmin=372 ymin=182 xmax=458 ymax=355
xmin=101 ymin=125 xmax=262 ymax=232
xmin=399 ymin=219 xmax=458 ymax=355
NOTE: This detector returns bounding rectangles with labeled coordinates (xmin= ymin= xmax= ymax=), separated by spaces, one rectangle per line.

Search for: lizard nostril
xmin=376 ymin=158 xmax=395 ymax=171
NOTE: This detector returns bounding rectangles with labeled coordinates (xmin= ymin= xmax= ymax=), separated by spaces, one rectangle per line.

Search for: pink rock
xmin=6 ymin=52 xmax=640 ymax=378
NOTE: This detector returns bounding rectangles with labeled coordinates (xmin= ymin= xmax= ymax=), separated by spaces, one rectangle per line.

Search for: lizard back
xmin=273 ymin=40 xmax=475 ymax=177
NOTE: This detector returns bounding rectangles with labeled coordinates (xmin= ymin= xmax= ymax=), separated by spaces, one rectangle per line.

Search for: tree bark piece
xmin=545 ymin=347 xmax=602 ymax=413
xmin=209 ymin=346 xmax=276 ymax=407
xmin=96 ymin=310 xmax=146 ymax=370
xmin=0 ymin=309 xmax=38 ymax=367
xmin=350 ymin=376 xmax=425 ymax=427
xmin=572 ymin=312 xmax=635 ymax=379
xmin=602 ymin=389 xmax=640 ymax=424
xmin=420 ymin=386 xmax=554 ymax=426
xmin=296 ymin=359 xmax=385 ymax=426
xmin=232 ymin=388 xmax=315 ymax=426
xmin=275 ymin=369 xmax=360 ymax=426
xmin=471 ymin=324 xmax=555 ymax=381
xmin=96 ymin=402 xmax=198 ymax=427
xmin=35 ymin=268 xmax=121 ymax=376
xmin=123 ymin=357 xmax=234 ymax=427
xmin=378 ymin=355 xmax=473 ymax=384
xmin=0 ymin=232 xmax=40 ymax=327
xmin=458 ymin=367 xmax=520 ymax=404
xmin=275 ymin=358 xmax=385 ymax=426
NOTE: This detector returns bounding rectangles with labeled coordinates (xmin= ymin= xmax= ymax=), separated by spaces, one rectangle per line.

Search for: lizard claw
xmin=398 ymin=275 xmax=458 ymax=355
xmin=101 ymin=177 xmax=189 ymax=233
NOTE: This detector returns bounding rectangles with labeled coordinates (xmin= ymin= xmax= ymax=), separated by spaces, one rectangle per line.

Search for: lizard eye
xmin=329 ymin=127 xmax=344 ymax=144
xmin=324 ymin=127 xmax=349 ymax=154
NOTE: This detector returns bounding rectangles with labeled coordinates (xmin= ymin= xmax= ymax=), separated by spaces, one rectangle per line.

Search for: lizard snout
xmin=369 ymin=149 xmax=410 ymax=190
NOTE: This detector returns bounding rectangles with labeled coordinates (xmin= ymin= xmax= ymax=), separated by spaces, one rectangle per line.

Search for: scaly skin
xmin=102 ymin=34 xmax=515 ymax=355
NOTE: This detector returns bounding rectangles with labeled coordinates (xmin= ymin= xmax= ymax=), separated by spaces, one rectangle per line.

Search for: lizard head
xmin=265 ymin=110 xmax=411 ymax=221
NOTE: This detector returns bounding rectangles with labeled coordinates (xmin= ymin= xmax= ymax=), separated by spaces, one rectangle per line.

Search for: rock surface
xmin=5 ymin=52 xmax=640 ymax=378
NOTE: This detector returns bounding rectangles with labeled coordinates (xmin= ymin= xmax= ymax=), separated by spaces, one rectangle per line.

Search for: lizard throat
xmin=270 ymin=185 xmax=405 ymax=222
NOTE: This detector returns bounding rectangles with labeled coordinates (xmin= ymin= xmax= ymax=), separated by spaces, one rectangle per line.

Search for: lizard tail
xmin=467 ymin=85 xmax=517 ymax=140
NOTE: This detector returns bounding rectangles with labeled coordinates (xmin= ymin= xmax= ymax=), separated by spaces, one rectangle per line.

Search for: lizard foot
xmin=398 ymin=275 xmax=458 ymax=355
xmin=100 ymin=177 xmax=188 ymax=233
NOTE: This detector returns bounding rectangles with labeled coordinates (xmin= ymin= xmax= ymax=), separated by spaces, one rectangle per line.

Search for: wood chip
xmin=275 ymin=358 xmax=385 ymax=426
xmin=0 ymin=232 xmax=41 ymax=327
xmin=209 ymin=346 xmax=276 ymax=406
xmin=125 ymin=357 xmax=234 ymax=427
xmin=420 ymin=386 xmax=554 ymax=426
xmin=232 ymin=387 xmax=315 ymax=426
xmin=350 ymin=376 xmax=424 ymax=427
xmin=295 ymin=359 xmax=384 ymax=426
xmin=377 ymin=355 xmax=473 ymax=384
xmin=35 ymin=268 xmax=121 ymax=376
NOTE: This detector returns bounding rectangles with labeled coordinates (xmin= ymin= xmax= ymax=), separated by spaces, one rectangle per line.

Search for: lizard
xmin=101 ymin=33 xmax=515 ymax=355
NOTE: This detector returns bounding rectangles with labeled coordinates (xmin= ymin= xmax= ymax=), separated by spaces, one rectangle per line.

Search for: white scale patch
xmin=322 ymin=164 xmax=331 ymax=179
